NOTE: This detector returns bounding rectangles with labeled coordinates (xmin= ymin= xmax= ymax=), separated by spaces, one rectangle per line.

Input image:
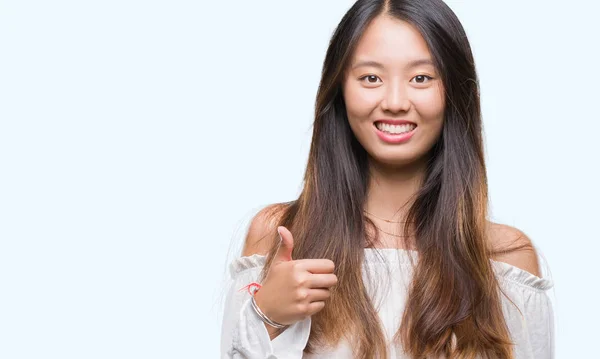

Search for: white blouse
xmin=220 ymin=248 xmax=554 ymax=358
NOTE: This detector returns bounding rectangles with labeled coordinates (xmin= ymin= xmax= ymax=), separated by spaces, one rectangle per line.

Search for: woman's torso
xmin=299 ymin=248 xmax=554 ymax=358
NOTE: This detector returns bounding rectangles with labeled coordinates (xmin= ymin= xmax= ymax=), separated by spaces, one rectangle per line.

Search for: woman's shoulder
xmin=486 ymin=220 xmax=542 ymax=278
xmin=241 ymin=202 xmax=291 ymax=257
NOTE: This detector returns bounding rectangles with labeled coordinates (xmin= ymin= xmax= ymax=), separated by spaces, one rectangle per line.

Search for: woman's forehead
xmin=351 ymin=15 xmax=433 ymax=69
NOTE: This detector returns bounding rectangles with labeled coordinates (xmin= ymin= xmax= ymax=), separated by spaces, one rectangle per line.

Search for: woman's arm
xmin=220 ymin=206 xmax=313 ymax=358
xmin=220 ymin=269 xmax=312 ymax=358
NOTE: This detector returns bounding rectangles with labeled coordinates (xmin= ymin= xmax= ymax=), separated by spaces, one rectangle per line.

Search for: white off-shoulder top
xmin=220 ymin=249 xmax=554 ymax=358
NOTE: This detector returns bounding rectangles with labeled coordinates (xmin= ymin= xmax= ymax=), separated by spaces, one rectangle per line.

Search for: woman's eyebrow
xmin=351 ymin=58 xmax=434 ymax=70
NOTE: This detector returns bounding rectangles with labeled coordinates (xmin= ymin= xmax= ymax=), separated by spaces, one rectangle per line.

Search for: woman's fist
xmin=253 ymin=226 xmax=338 ymax=326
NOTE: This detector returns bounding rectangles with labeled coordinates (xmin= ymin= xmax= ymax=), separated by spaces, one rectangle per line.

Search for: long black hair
xmin=256 ymin=1 xmax=526 ymax=357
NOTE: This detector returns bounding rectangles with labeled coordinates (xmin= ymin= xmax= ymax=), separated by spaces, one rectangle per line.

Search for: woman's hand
xmin=253 ymin=226 xmax=338 ymax=327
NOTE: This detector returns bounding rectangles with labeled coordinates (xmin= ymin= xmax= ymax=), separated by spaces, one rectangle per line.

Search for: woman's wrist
xmin=253 ymin=289 xmax=288 ymax=340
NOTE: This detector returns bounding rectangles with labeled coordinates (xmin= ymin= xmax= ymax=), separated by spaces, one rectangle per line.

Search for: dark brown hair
xmin=253 ymin=0 xmax=530 ymax=358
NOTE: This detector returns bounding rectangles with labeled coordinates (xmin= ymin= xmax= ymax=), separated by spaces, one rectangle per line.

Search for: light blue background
xmin=1 ymin=1 xmax=598 ymax=358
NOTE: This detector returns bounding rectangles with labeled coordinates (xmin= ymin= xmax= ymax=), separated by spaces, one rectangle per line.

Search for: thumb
xmin=274 ymin=226 xmax=294 ymax=262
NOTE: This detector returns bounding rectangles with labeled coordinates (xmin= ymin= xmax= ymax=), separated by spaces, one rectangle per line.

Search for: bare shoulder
xmin=241 ymin=203 xmax=289 ymax=257
xmin=486 ymin=221 xmax=542 ymax=277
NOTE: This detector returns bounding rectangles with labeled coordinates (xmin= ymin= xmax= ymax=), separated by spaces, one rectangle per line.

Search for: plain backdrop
xmin=1 ymin=0 xmax=598 ymax=358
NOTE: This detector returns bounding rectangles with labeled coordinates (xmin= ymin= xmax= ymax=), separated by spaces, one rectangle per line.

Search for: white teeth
xmin=375 ymin=122 xmax=416 ymax=134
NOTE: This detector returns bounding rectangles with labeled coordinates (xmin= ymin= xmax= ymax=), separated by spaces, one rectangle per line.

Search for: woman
xmin=220 ymin=0 xmax=554 ymax=358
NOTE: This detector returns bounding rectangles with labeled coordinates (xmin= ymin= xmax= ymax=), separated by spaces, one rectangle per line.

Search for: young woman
xmin=220 ymin=0 xmax=554 ymax=358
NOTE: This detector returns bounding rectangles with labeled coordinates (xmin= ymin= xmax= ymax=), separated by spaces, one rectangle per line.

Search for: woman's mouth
xmin=373 ymin=122 xmax=417 ymax=144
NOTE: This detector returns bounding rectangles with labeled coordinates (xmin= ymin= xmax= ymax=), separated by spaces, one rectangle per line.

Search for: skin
xmin=342 ymin=14 xmax=445 ymax=247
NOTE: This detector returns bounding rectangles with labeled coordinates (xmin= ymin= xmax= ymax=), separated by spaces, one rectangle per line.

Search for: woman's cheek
xmin=413 ymin=90 xmax=444 ymax=119
xmin=347 ymin=88 xmax=379 ymax=117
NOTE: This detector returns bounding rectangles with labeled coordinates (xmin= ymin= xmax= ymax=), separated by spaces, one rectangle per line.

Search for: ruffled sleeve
xmin=220 ymin=254 xmax=311 ymax=358
xmin=491 ymin=260 xmax=555 ymax=359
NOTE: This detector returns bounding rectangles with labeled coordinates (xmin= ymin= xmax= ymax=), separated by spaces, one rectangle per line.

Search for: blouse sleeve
xmin=220 ymin=254 xmax=312 ymax=359
xmin=492 ymin=260 xmax=556 ymax=359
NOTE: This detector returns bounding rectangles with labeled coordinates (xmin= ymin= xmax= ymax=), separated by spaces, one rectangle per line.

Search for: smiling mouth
xmin=373 ymin=122 xmax=417 ymax=135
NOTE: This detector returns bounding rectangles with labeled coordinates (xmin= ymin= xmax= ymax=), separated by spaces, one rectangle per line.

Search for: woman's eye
xmin=411 ymin=75 xmax=433 ymax=84
xmin=359 ymin=75 xmax=381 ymax=84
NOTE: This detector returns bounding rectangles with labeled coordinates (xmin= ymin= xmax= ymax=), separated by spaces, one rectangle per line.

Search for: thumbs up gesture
xmin=253 ymin=226 xmax=338 ymax=327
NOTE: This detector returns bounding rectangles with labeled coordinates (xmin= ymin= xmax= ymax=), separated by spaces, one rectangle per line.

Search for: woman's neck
xmin=364 ymin=156 xmax=427 ymax=222
xmin=363 ymin=157 xmax=427 ymax=250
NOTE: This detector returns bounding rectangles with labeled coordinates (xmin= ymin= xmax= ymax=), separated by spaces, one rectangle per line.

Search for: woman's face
xmin=342 ymin=15 xmax=445 ymax=167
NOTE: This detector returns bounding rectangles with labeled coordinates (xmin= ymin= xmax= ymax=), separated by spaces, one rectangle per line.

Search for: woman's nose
xmin=381 ymin=82 xmax=411 ymax=113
